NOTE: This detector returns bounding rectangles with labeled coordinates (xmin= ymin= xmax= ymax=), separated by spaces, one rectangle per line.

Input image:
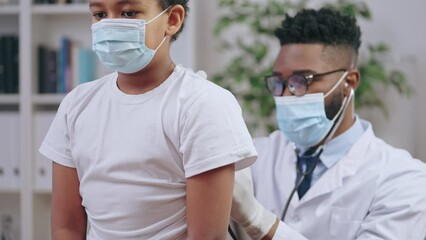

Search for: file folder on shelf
xmin=0 ymin=112 xmax=20 ymax=191
xmin=33 ymin=111 xmax=56 ymax=192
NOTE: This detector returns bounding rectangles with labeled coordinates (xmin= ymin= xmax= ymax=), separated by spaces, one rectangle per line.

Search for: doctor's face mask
xmin=274 ymin=71 xmax=348 ymax=147
xmin=91 ymin=7 xmax=169 ymax=74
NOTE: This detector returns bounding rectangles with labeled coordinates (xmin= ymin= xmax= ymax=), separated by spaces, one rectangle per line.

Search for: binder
xmin=0 ymin=213 xmax=20 ymax=240
xmin=33 ymin=111 xmax=56 ymax=192
xmin=2 ymin=36 xmax=19 ymax=94
xmin=0 ymin=36 xmax=6 ymax=93
xmin=0 ymin=112 xmax=20 ymax=191
xmin=38 ymin=46 xmax=58 ymax=93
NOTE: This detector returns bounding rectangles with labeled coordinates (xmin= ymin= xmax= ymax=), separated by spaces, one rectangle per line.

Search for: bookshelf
xmin=0 ymin=5 xmax=19 ymax=14
xmin=0 ymin=0 xmax=196 ymax=239
xmin=0 ymin=95 xmax=19 ymax=105
xmin=32 ymin=3 xmax=88 ymax=14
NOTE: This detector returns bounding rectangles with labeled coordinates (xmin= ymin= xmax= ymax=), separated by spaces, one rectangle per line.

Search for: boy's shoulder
xmin=58 ymin=72 xmax=116 ymax=110
xmin=73 ymin=72 xmax=115 ymax=95
xmin=177 ymin=65 xmax=233 ymax=98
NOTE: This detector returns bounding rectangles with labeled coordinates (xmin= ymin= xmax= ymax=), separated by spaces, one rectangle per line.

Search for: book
xmin=58 ymin=37 xmax=72 ymax=93
xmin=0 ymin=36 xmax=5 ymax=93
xmin=3 ymin=36 xmax=17 ymax=94
xmin=38 ymin=45 xmax=59 ymax=93
xmin=72 ymin=44 xmax=96 ymax=89
xmin=78 ymin=48 xmax=96 ymax=85
xmin=46 ymin=48 xmax=58 ymax=93
xmin=12 ymin=35 xmax=19 ymax=93
xmin=37 ymin=46 xmax=47 ymax=93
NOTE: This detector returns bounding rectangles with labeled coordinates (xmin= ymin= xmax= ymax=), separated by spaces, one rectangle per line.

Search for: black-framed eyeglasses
xmin=264 ymin=68 xmax=347 ymax=96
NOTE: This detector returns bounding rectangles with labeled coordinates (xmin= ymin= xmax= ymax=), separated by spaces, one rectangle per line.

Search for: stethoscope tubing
xmin=280 ymin=148 xmax=323 ymax=221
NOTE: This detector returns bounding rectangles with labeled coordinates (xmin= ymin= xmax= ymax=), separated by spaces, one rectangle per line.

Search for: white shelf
xmin=0 ymin=5 xmax=19 ymax=15
xmin=32 ymin=94 xmax=65 ymax=105
xmin=33 ymin=189 xmax=51 ymax=194
xmin=0 ymin=94 xmax=19 ymax=104
xmin=0 ymin=188 xmax=20 ymax=194
xmin=32 ymin=3 xmax=89 ymax=15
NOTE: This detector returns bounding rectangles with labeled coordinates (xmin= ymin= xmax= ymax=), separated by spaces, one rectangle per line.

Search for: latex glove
xmin=231 ymin=168 xmax=277 ymax=240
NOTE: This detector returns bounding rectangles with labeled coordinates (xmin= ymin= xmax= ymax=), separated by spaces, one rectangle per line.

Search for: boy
xmin=40 ymin=0 xmax=257 ymax=239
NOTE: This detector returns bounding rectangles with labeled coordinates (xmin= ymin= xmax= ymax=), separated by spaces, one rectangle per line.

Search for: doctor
xmin=230 ymin=8 xmax=426 ymax=240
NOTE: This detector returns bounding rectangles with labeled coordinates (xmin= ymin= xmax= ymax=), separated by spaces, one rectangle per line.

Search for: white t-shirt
xmin=39 ymin=65 xmax=257 ymax=240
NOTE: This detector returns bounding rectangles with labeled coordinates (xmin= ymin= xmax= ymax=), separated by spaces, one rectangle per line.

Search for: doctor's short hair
xmin=274 ymin=8 xmax=362 ymax=54
xmin=159 ymin=0 xmax=189 ymax=41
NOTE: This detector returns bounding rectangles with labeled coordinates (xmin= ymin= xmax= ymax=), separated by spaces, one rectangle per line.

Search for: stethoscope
xmin=280 ymin=88 xmax=354 ymax=221
xmin=228 ymin=88 xmax=354 ymax=239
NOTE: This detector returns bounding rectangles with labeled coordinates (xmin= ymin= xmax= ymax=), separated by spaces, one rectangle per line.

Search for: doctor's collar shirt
xmin=296 ymin=116 xmax=364 ymax=188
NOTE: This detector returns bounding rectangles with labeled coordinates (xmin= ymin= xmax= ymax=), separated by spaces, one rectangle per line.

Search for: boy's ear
xmin=165 ymin=5 xmax=185 ymax=38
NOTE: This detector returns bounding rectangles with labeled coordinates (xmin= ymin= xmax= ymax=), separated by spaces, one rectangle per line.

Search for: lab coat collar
xmin=297 ymin=120 xmax=375 ymax=205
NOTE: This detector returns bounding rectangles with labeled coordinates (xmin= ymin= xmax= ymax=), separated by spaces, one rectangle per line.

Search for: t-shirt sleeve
xmin=39 ymin=95 xmax=74 ymax=168
xmin=180 ymin=88 xmax=257 ymax=178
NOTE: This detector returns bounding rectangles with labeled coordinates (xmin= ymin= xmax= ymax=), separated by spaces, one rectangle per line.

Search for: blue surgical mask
xmin=91 ymin=8 xmax=169 ymax=74
xmin=274 ymin=71 xmax=348 ymax=147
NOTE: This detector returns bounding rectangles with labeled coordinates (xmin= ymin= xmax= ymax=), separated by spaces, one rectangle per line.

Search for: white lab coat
xmin=237 ymin=120 xmax=426 ymax=240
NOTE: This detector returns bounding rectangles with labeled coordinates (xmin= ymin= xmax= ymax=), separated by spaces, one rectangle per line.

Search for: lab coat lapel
xmin=298 ymin=124 xmax=374 ymax=205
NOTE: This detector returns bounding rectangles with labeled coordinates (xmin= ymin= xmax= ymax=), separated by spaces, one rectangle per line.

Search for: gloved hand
xmin=231 ymin=168 xmax=277 ymax=240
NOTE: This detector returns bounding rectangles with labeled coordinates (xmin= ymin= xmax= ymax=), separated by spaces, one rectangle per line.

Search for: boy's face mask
xmin=274 ymin=71 xmax=348 ymax=147
xmin=91 ymin=8 xmax=169 ymax=74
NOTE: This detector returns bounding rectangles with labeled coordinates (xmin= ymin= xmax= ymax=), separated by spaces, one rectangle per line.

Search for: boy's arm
xmin=186 ymin=163 xmax=235 ymax=240
xmin=51 ymin=161 xmax=87 ymax=240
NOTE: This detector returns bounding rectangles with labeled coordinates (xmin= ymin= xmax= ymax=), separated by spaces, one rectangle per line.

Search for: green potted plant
xmin=213 ymin=0 xmax=412 ymax=134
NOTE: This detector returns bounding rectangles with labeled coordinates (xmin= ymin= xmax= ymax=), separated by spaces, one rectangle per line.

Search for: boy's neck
xmin=116 ymin=54 xmax=175 ymax=95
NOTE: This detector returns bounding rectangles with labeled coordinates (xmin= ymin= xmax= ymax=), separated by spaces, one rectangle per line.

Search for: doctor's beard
xmin=325 ymin=87 xmax=345 ymax=120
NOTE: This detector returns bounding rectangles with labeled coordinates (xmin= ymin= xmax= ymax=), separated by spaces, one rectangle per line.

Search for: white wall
xmin=193 ymin=0 xmax=426 ymax=161
xmin=355 ymin=1 xmax=426 ymax=161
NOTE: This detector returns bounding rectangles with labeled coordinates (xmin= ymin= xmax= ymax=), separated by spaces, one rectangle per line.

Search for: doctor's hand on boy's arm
xmin=231 ymin=168 xmax=308 ymax=240
xmin=186 ymin=163 xmax=236 ymax=240
xmin=231 ymin=168 xmax=277 ymax=240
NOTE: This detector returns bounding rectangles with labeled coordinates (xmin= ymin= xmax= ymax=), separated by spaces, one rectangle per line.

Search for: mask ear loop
xmin=145 ymin=6 xmax=172 ymax=25
xmin=153 ymin=36 xmax=168 ymax=52
xmin=324 ymin=71 xmax=349 ymax=98
xmin=322 ymin=87 xmax=354 ymax=144
xmin=145 ymin=6 xmax=172 ymax=52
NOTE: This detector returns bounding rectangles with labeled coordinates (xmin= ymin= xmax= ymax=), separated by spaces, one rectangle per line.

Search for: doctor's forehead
xmin=89 ymin=0 xmax=156 ymax=8
xmin=273 ymin=44 xmax=330 ymax=75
